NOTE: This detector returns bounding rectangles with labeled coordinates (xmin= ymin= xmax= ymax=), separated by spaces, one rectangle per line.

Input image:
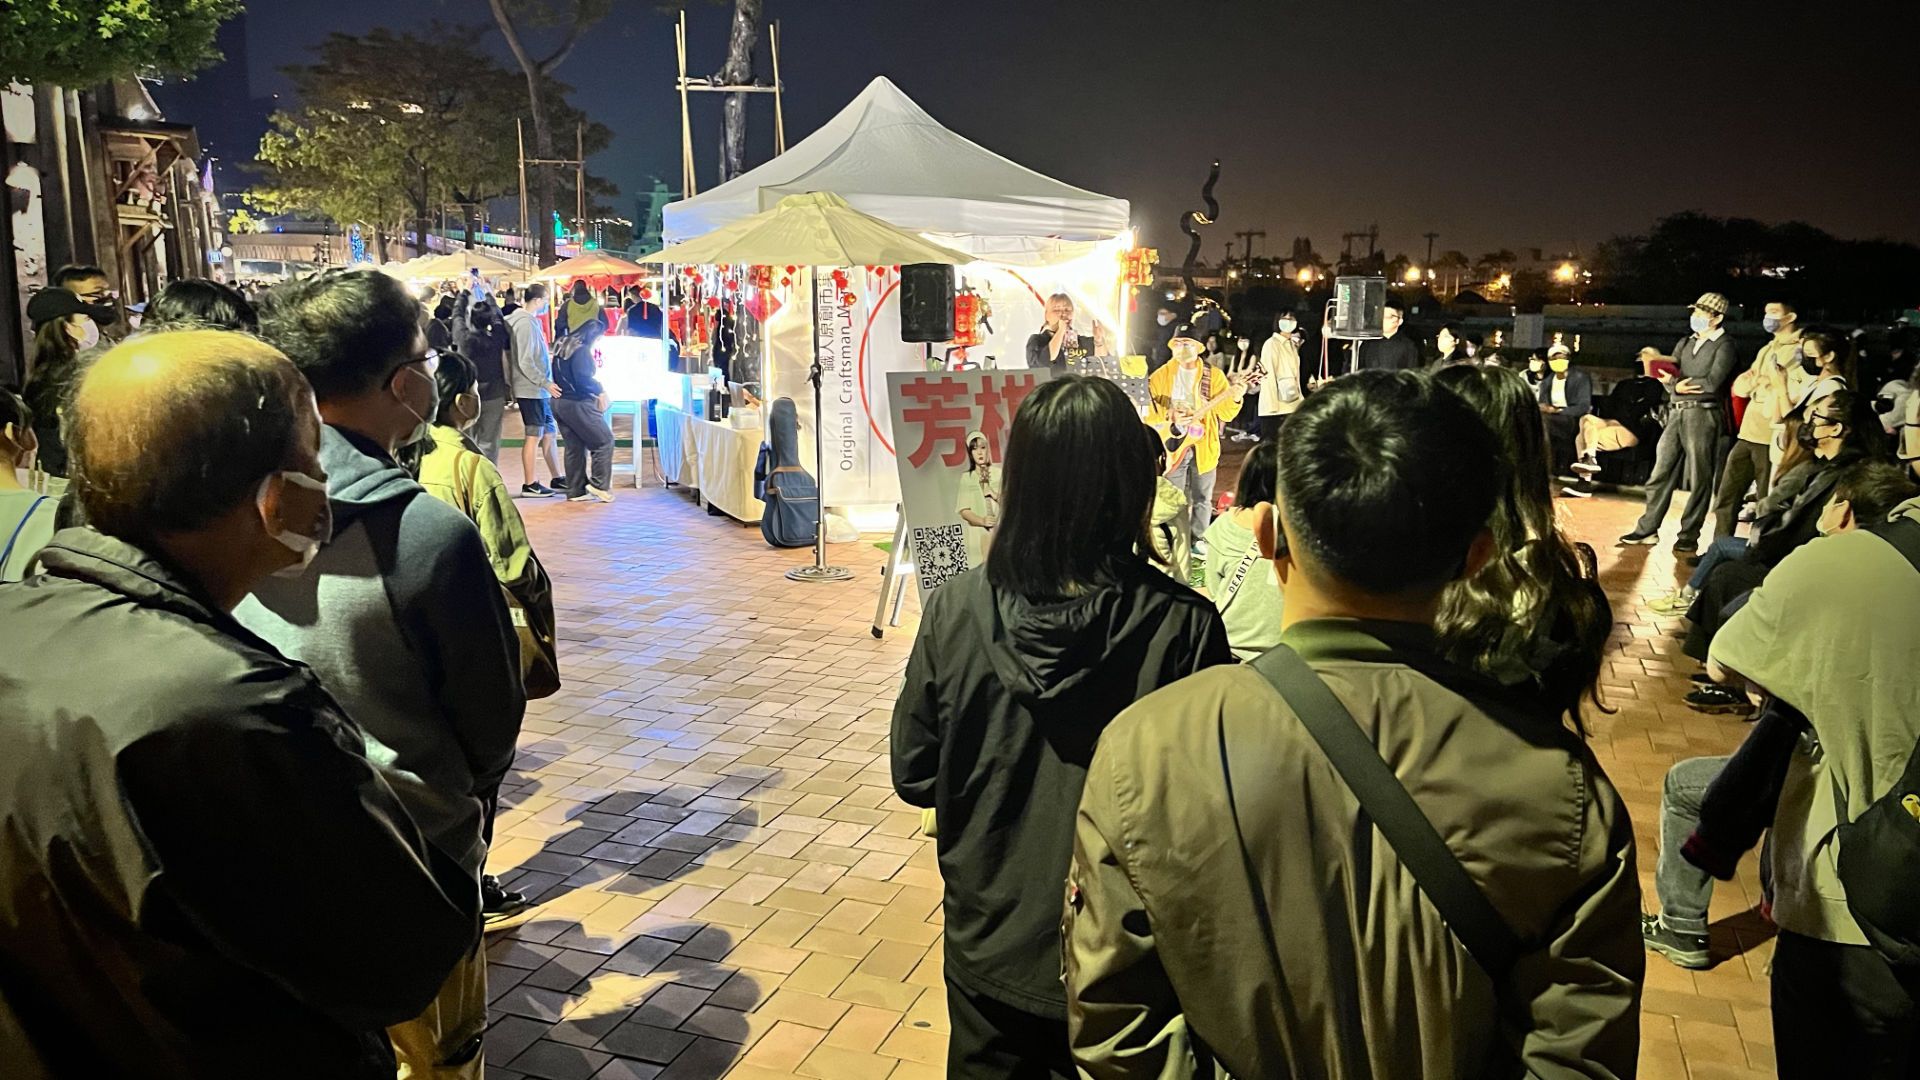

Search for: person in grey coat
xmin=505 ymin=282 xmax=566 ymax=497
xmin=1621 ymin=292 xmax=1741 ymax=555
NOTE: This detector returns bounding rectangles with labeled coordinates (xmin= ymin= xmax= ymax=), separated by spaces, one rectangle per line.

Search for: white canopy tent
xmin=663 ymin=76 xmax=1130 ymax=248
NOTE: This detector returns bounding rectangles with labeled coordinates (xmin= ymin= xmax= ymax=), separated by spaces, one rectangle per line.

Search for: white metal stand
xmin=871 ymin=505 xmax=912 ymax=637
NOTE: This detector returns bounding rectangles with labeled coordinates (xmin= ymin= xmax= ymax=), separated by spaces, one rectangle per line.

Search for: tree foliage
xmin=2 ymin=0 xmax=240 ymax=87
xmin=248 ymin=24 xmax=610 ymax=249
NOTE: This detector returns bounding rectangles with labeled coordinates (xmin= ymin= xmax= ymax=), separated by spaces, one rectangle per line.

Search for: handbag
xmin=454 ymin=452 xmax=560 ymax=699
xmin=1226 ymin=645 xmax=1522 ymax=980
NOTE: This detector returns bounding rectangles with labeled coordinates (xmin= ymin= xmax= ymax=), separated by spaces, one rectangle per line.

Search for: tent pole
xmin=788 ymin=267 xmax=852 ymax=583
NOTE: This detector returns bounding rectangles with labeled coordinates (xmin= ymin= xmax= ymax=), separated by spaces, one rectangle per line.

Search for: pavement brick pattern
xmin=479 ymin=457 xmax=1775 ymax=1080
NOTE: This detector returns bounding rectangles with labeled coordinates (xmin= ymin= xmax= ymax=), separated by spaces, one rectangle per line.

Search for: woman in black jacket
xmin=891 ymin=374 xmax=1231 ymax=1079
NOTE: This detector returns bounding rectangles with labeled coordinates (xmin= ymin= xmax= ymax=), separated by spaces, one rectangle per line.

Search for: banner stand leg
xmin=789 ymin=273 xmax=853 ymax=584
xmin=871 ymin=503 xmax=909 ymax=638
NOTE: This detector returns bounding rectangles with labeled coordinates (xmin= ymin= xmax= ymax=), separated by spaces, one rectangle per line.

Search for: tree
xmin=488 ymin=0 xmax=612 ymax=266
xmin=2 ymin=0 xmax=240 ymax=87
xmin=716 ymin=0 xmax=764 ymax=182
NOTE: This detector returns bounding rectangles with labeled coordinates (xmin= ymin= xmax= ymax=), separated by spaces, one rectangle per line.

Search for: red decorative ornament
xmin=639 ymin=286 xmax=652 ymax=300
xmin=784 ymin=265 xmax=797 ymax=274
xmin=841 ymin=293 xmax=857 ymax=308
xmin=706 ymin=297 xmax=721 ymax=309
xmin=748 ymin=265 xmax=773 ymax=290
xmin=952 ymin=293 xmax=983 ymax=347
xmin=780 ymin=276 xmax=792 ymax=287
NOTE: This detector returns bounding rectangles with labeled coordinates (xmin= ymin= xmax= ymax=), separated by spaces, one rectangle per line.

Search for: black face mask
xmin=1798 ymin=419 xmax=1839 ymax=449
xmin=1801 ymin=354 xmax=1824 ymax=376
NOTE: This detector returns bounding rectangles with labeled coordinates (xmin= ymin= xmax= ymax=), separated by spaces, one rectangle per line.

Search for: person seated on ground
xmin=0 ymin=329 xmax=478 ymax=1078
xmin=145 ymin=278 xmax=260 ymax=333
xmin=1145 ymin=426 xmax=1190 ymax=582
xmin=0 ymin=388 xmax=58 ymax=582
xmin=1678 ymin=390 xmax=1888 ymax=715
xmin=1065 ymin=370 xmax=1641 ymax=1080
xmin=1641 ymin=459 xmax=1917 ymax=972
xmin=1433 ymin=364 xmax=1611 ymax=721
xmin=1564 ymin=350 xmax=1671 ymax=495
xmin=1707 ymin=476 xmax=1920 ymax=1077
xmin=1202 ymin=438 xmax=1284 ymax=660
xmin=1537 ymin=343 xmax=1594 ymax=477
xmin=891 ymin=374 xmax=1229 ymax=1079
xmin=1522 ymin=351 xmax=1546 ymax=388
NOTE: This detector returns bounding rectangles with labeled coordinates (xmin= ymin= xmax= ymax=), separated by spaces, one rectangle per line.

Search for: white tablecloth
xmin=656 ymin=404 xmax=764 ymax=523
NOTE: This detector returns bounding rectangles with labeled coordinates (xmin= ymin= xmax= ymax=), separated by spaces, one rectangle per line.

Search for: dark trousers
xmin=1712 ymin=438 xmax=1772 ymax=540
xmin=1682 ymin=555 xmax=1768 ymax=662
xmin=552 ymin=398 xmax=614 ymax=497
xmin=1546 ymin=411 xmax=1582 ymax=476
xmin=1635 ymin=406 xmax=1724 ymax=545
xmin=1773 ymin=931 xmax=1920 ymax=1079
xmin=945 ymin=977 xmax=1073 ymax=1080
xmin=1260 ymin=413 xmax=1288 ymax=441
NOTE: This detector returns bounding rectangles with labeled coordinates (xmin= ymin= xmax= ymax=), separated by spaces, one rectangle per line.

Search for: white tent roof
xmin=663 ymin=77 xmax=1129 ymax=245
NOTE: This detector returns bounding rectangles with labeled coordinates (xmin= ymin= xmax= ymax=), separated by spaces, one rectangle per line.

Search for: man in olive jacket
xmin=1065 ymin=371 xmax=1642 ymax=1079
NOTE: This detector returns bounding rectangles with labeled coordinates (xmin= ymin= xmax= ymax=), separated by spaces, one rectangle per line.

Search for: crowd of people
xmin=4 ymin=260 xmax=1920 ymax=1079
xmin=894 ymin=292 xmax=1920 ymax=1078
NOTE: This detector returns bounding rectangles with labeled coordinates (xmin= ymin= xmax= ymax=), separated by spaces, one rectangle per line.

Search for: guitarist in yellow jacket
xmin=1147 ymin=323 xmax=1251 ymax=557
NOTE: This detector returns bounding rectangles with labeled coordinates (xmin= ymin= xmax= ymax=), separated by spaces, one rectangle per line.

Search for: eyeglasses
xmin=390 ymin=348 xmax=439 ymax=382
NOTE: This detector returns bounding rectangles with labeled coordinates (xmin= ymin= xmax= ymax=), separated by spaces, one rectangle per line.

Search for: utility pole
xmin=1423 ymin=231 xmax=1438 ymax=267
xmin=1234 ymin=228 xmax=1266 ymax=270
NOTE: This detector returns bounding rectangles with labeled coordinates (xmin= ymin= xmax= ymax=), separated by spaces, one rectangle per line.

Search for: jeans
xmin=1773 ymin=930 xmax=1920 ymax=1079
xmin=1634 ymin=405 xmax=1723 ymax=545
xmin=472 ymin=396 xmax=506 ymax=464
xmin=552 ymin=398 xmax=613 ymax=497
xmin=1655 ymin=755 xmax=1726 ymax=936
xmin=1712 ymin=438 xmax=1771 ymax=539
xmin=1167 ymin=453 xmax=1216 ymax=547
xmin=1687 ymin=536 xmax=1750 ymax=591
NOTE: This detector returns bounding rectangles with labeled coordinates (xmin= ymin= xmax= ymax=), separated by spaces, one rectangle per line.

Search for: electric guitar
xmin=1150 ymin=352 xmax=1259 ymax=475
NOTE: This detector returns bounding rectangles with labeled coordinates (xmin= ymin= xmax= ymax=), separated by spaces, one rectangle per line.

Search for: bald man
xmin=0 ymin=330 xmax=478 ymax=1079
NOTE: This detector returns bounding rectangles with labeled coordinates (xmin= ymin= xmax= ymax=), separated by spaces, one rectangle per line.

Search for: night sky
xmin=191 ymin=0 xmax=1920 ymax=259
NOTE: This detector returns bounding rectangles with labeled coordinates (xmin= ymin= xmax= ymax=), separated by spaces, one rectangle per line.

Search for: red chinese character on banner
xmin=972 ymin=372 xmax=1042 ymax=456
xmin=900 ymin=377 xmax=974 ymax=468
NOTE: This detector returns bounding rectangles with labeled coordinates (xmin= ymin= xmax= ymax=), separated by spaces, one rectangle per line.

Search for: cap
xmin=1691 ymin=292 xmax=1731 ymax=317
xmin=1169 ymin=322 xmax=1202 ymax=345
xmin=26 ymin=287 xmax=112 ymax=328
xmin=1547 ymin=343 xmax=1572 ymax=357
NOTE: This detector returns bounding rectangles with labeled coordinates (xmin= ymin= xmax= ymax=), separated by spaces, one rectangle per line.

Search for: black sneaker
xmin=1690 ymin=670 xmax=1716 ymax=685
xmin=1672 ymin=539 xmax=1699 ymax=557
xmin=1685 ymin=684 xmax=1752 ymax=715
xmin=520 ymin=482 xmax=557 ymax=498
xmin=482 ymin=874 xmax=532 ymax=926
xmin=1642 ymin=913 xmax=1711 ymax=969
xmin=1572 ymin=459 xmax=1602 ymax=476
xmin=550 ymin=475 xmax=568 ymax=489
xmin=1618 ymin=531 xmax=1659 ymax=546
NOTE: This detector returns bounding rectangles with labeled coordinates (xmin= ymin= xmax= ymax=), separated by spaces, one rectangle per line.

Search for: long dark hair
xmin=1234 ymin=437 xmax=1280 ymax=507
xmin=432 ymin=349 xmax=480 ymax=427
xmin=1432 ymin=364 xmax=1611 ymax=730
xmin=987 ymin=375 xmax=1154 ymax=599
xmin=150 ymin=279 xmax=259 ymax=333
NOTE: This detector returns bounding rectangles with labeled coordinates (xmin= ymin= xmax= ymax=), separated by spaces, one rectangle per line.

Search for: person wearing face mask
xmin=1620 ymin=292 xmax=1741 ymax=555
xmin=407 ymin=349 xmax=559 ymax=926
xmin=20 ymin=287 xmax=113 ymax=478
xmin=0 ymin=329 xmax=480 ymax=1078
xmin=1253 ymin=312 xmax=1305 ymax=440
xmin=239 ymin=269 xmax=524 ymax=1079
xmin=1771 ymin=327 xmax=1852 ymax=479
xmin=1707 ymin=299 xmax=1802 ymax=544
xmin=0 ymin=388 xmax=57 ymax=581
xmin=1536 ymin=343 xmax=1593 ymax=478
xmin=51 ymin=263 xmax=124 ymax=337
xmin=505 ymin=283 xmax=567 ymax=497
xmin=1146 ymin=304 xmax=1180 ymax=366
xmin=1522 ymin=352 xmax=1546 ymax=388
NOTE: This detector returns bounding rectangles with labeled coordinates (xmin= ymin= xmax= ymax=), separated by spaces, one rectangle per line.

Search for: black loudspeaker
xmin=1327 ymin=276 xmax=1387 ymax=340
xmin=899 ymin=263 xmax=955 ymax=343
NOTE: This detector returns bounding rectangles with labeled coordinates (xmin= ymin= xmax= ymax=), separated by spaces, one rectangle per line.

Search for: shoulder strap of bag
xmin=1 ymin=495 xmax=51 ymax=570
xmin=1867 ymin=516 xmax=1920 ymax=577
xmin=1241 ymin=644 xmax=1522 ymax=979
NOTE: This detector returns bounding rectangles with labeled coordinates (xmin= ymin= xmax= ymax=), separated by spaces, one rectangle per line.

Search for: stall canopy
xmin=645 ymin=192 xmax=971 ymax=269
xmin=663 ymin=76 xmax=1129 ymax=245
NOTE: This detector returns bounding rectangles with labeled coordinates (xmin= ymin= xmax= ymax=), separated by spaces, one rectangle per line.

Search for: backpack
xmin=1835 ymin=515 xmax=1920 ymax=967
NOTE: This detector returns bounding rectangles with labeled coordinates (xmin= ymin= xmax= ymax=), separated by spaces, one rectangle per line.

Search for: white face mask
xmin=259 ymin=470 xmax=332 ymax=577
xmin=1157 ymin=313 xmax=1174 ymax=326
xmin=71 ymin=317 xmax=100 ymax=351
xmin=395 ymin=365 xmax=437 ymax=447
xmin=1278 ymin=318 xmax=1297 ymax=332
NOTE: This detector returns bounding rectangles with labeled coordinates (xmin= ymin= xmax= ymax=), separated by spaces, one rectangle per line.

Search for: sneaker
xmin=1562 ymin=485 xmax=1593 ymax=498
xmin=1672 ymin=539 xmax=1699 ymax=557
xmin=482 ymin=875 xmax=533 ymax=927
xmin=1192 ymin=539 xmax=1210 ymax=559
xmin=1690 ymin=670 xmax=1716 ymax=685
xmin=1618 ymin=531 xmax=1659 ymax=546
xmin=586 ymin=484 xmax=614 ymax=503
xmin=550 ymin=475 xmax=568 ymax=489
xmin=520 ymin=482 xmax=557 ymax=498
xmin=1642 ymin=913 xmax=1711 ymax=969
xmin=1685 ymin=683 xmax=1752 ymax=715
xmin=567 ymin=492 xmax=596 ymax=503
xmin=1648 ymin=588 xmax=1697 ymax=616
xmin=1572 ymin=459 xmax=1602 ymax=476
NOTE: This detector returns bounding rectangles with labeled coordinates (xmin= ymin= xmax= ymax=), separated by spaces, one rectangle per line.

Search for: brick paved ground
xmin=479 ymin=455 xmax=1775 ymax=1080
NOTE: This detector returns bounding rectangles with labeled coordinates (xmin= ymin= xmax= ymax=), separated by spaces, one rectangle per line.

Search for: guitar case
xmin=756 ymin=397 xmax=820 ymax=549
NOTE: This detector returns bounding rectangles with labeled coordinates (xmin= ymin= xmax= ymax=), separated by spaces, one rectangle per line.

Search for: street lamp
xmin=1404 ymin=266 xmax=1422 ymax=284
xmin=1555 ymin=262 xmax=1578 ymax=283
xmin=1296 ymin=268 xmax=1313 ymax=286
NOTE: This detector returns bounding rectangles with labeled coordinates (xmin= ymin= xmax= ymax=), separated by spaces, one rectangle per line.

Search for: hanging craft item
xmin=749 ymin=264 xmax=773 ymax=290
xmin=1122 ymin=246 xmax=1159 ymax=287
xmin=952 ymin=291 xmax=983 ymax=347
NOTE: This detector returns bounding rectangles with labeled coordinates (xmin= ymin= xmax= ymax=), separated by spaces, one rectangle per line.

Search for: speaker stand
xmin=787 ymin=275 xmax=853 ymax=584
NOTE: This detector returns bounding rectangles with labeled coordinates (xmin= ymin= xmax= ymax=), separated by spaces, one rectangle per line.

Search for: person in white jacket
xmin=1254 ymin=313 xmax=1306 ymax=440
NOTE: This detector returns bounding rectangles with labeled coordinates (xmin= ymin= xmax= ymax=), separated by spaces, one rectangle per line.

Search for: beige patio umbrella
xmin=644 ymin=192 xmax=971 ymax=582
xmin=407 ymin=248 xmax=529 ymax=280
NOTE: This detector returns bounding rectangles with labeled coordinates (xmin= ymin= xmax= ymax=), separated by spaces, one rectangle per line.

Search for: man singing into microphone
xmin=1026 ymin=292 xmax=1111 ymax=373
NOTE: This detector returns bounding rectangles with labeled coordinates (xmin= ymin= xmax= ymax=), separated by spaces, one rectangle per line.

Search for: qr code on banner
xmin=911 ymin=524 xmax=970 ymax=592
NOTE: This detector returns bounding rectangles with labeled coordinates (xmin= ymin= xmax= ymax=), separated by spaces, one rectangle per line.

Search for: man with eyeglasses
xmin=52 ymin=264 xmax=123 ymax=334
xmin=237 ymin=269 xmax=524 ymax=1078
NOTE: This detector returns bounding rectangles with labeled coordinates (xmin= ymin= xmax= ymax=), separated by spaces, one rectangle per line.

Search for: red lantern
xmin=952 ymin=293 xmax=982 ymax=347
xmin=748 ymin=265 xmax=773 ymax=289
xmin=1121 ymin=246 xmax=1159 ymax=287
xmin=706 ymin=296 xmax=721 ymax=310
